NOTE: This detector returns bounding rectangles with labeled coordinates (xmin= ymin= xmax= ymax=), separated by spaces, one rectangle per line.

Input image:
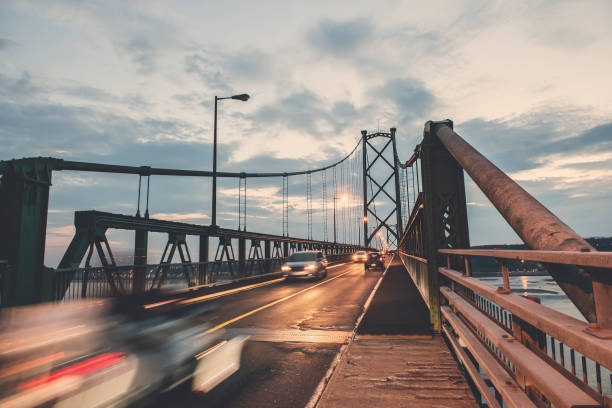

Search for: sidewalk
xmin=317 ymin=259 xmax=478 ymax=407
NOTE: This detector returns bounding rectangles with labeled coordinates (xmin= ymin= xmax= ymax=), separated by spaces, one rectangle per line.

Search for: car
xmin=365 ymin=252 xmax=385 ymax=271
xmin=281 ymin=251 xmax=328 ymax=280
xmin=352 ymin=250 xmax=368 ymax=263
xmin=0 ymin=292 xmax=248 ymax=407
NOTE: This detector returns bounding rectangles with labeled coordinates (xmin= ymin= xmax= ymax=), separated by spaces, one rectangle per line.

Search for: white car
xmin=281 ymin=251 xmax=328 ymax=280
xmin=0 ymin=293 xmax=248 ymax=407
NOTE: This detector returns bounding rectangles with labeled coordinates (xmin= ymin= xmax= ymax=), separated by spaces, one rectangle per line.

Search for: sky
xmin=1 ymin=0 xmax=611 ymax=266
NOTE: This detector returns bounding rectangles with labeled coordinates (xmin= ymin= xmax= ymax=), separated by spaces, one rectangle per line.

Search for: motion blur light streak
xmin=143 ymin=298 xmax=184 ymax=309
xmin=195 ymin=341 xmax=228 ymax=360
xmin=17 ymin=353 xmax=126 ymax=390
xmin=179 ymin=277 xmax=286 ymax=305
xmin=0 ymin=352 xmax=65 ymax=380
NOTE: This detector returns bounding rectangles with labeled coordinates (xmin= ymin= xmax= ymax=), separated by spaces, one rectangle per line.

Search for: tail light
xmin=17 ymin=352 xmax=126 ymax=391
xmin=379 ymin=257 xmax=383 ymax=262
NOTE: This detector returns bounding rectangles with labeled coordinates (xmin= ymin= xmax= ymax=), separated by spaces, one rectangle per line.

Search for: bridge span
xmin=1 ymin=121 xmax=611 ymax=407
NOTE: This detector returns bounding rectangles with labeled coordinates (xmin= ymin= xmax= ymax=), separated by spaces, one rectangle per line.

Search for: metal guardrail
xmin=53 ymin=253 xmax=354 ymax=302
xmin=438 ymin=255 xmax=612 ymax=407
xmin=396 ymin=120 xmax=612 ymax=407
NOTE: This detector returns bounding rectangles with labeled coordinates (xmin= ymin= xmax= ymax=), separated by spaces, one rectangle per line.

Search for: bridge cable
xmin=403 ymin=166 xmax=410 ymax=222
xmin=136 ymin=175 xmax=142 ymax=217
xmin=322 ymin=170 xmax=328 ymax=242
xmin=306 ymin=172 xmax=312 ymax=240
xmin=411 ymin=166 xmax=417 ymax=204
xmin=415 ymin=156 xmax=421 ymax=193
xmin=145 ymin=175 xmax=150 ymax=219
xmin=238 ymin=176 xmax=246 ymax=231
xmin=282 ymin=175 xmax=289 ymax=237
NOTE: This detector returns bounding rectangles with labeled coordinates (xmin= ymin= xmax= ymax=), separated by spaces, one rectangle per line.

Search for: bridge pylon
xmin=361 ymin=128 xmax=403 ymax=250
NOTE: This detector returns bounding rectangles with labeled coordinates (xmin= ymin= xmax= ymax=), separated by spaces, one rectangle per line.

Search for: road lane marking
xmin=328 ymin=262 xmax=347 ymax=269
xmin=202 ymin=267 xmax=355 ymax=335
xmin=222 ymin=328 xmax=352 ymax=344
xmin=179 ymin=262 xmax=351 ymax=306
xmin=178 ymin=277 xmax=286 ymax=305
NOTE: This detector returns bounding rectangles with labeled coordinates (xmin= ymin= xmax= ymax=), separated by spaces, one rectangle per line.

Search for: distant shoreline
xmin=473 ymin=271 xmax=549 ymax=277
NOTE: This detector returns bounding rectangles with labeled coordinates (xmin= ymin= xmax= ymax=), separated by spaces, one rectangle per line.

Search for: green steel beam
xmin=0 ymin=158 xmax=55 ymax=306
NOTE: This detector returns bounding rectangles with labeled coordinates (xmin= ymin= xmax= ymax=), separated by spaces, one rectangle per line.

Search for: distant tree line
xmin=470 ymin=237 xmax=612 ymax=275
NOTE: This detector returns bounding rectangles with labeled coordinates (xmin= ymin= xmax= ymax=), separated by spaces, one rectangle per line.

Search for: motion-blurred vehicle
xmin=281 ymin=251 xmax=328 ymax=280
xmin=365 ymin=252 xmax=385 ymax=271
xmin=352 ymin=251 xmax=368 ymax=263
xmin=0 ymin=291 xmax=248 ymax=408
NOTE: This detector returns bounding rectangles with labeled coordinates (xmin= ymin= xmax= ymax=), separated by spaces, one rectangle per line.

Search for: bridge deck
xmin=318 ymin=261 xmax=478 ymax=407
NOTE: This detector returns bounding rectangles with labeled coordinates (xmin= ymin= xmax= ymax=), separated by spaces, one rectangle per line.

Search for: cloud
xmin=0 ymin=38 xmax=15 ymax=50
xmin=124 ymin=37 xmax=156 ymax=74
xmin=509 ymin=151 xmax=612 ymax=190
xmin=151 ymin=212 xmax=210 ymax=222
xmin=59 ymin=84 xmax=115 ymax=102
xmin=307 ymin=18 xmax=373 ymax=56
xmin=248 ymin=90 xmax=331 ymax=134
xmin=225 ymin=49 xmax=271 ymax=79
xmin=184 ymin=53 xmax=230 ymax=91
xmin=368 ymin=77 xmax=435 ymax=127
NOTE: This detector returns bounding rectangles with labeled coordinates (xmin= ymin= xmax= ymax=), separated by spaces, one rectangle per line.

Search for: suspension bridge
xmin=0 ymin=121 xmax=611 ymax=407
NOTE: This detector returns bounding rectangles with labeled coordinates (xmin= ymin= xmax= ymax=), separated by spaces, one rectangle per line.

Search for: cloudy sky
xmin=1 ymin=0 xmax=611 ymax=265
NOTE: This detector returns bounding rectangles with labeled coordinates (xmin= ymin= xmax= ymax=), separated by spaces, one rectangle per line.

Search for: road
xmin=152 ymin=261 xmax=382 ymax=408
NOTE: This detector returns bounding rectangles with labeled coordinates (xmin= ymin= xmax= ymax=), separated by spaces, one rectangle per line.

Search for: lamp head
xmin=231 ymin=94 xmax=250 ymax=101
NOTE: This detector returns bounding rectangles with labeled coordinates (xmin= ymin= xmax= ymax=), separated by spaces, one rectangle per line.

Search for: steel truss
xmin=361 ymin=128 xmax=403 ymax=249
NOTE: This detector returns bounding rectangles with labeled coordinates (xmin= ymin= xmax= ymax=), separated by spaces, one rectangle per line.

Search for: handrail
xmin=439 ymin=267 xmax=612 ymax=371
xmin=439 ymin=248 xmax=612 ymax=269
xmin=441 ymin=287 xmax=600 ymax=408
xmin=432 ymin=123 xmax=599 ymax=324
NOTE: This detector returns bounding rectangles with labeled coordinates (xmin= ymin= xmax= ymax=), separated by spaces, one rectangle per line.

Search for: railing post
xmin=421 ymin=120 xmax=470 ymax=332
xmin=133 ymin=228 xmax=148 ymax=293
xmin=238 ymin=237 xmax=246 ymax=276
xmin=199 ymin=234 xmax=209 ymax=285
xmin=264 ymin=240 xmax=271 ymax=273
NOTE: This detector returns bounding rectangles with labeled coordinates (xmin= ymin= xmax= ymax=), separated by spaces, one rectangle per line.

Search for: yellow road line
xmin=180 ymin=262 xmax=350 ymax=306
xmin=203 ymin=267 xmax=355 ymax=335
xmin=328 ymin=262 xmax=347 ymax=269
xmin=178 ymin=277 xmax=286 ymax=305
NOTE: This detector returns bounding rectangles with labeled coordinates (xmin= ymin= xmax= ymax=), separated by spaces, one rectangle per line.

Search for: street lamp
xmin=333 ymin=195 xmax=347 ymax=243
xmin=212 ymin=93 xmax=250 ymax=227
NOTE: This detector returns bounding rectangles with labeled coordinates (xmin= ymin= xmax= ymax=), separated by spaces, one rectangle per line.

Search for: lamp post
xmin=212 ymin=93 xmax=250 ymax=227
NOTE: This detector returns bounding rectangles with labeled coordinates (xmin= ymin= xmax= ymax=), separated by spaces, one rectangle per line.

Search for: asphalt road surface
xmin=151 ymin=261 xmax=381 ymax=408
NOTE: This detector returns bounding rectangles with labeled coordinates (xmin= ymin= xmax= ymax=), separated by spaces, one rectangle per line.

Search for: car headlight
xmin=281 ymin=265 xmax=291 ymax=272
xmin=305 ymin=264 xmax=316 ymax=270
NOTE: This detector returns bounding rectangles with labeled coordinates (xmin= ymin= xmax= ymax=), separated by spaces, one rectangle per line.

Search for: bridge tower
xmin=361 ymin=128 xmax=403 ymax=249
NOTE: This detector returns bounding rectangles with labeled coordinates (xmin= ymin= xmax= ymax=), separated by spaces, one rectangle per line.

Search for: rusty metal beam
xmin=440 ymin=267 xmax=612 ymax=371
xmin=433 ymin=123 xmax=600 ymax=324
xmin=441 ymin=288 xmax=600 ymax=408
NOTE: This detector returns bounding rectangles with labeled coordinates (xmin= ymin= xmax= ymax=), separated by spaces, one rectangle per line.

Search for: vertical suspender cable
xmin=136 ymin=175 xmax=142 ymax=217
xmin=145 ymin=176 xmax=150 ymax=219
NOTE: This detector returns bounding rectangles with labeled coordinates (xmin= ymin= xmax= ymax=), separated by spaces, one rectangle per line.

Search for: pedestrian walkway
xmin=317 ymin=259 xmax=478 ymax=407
